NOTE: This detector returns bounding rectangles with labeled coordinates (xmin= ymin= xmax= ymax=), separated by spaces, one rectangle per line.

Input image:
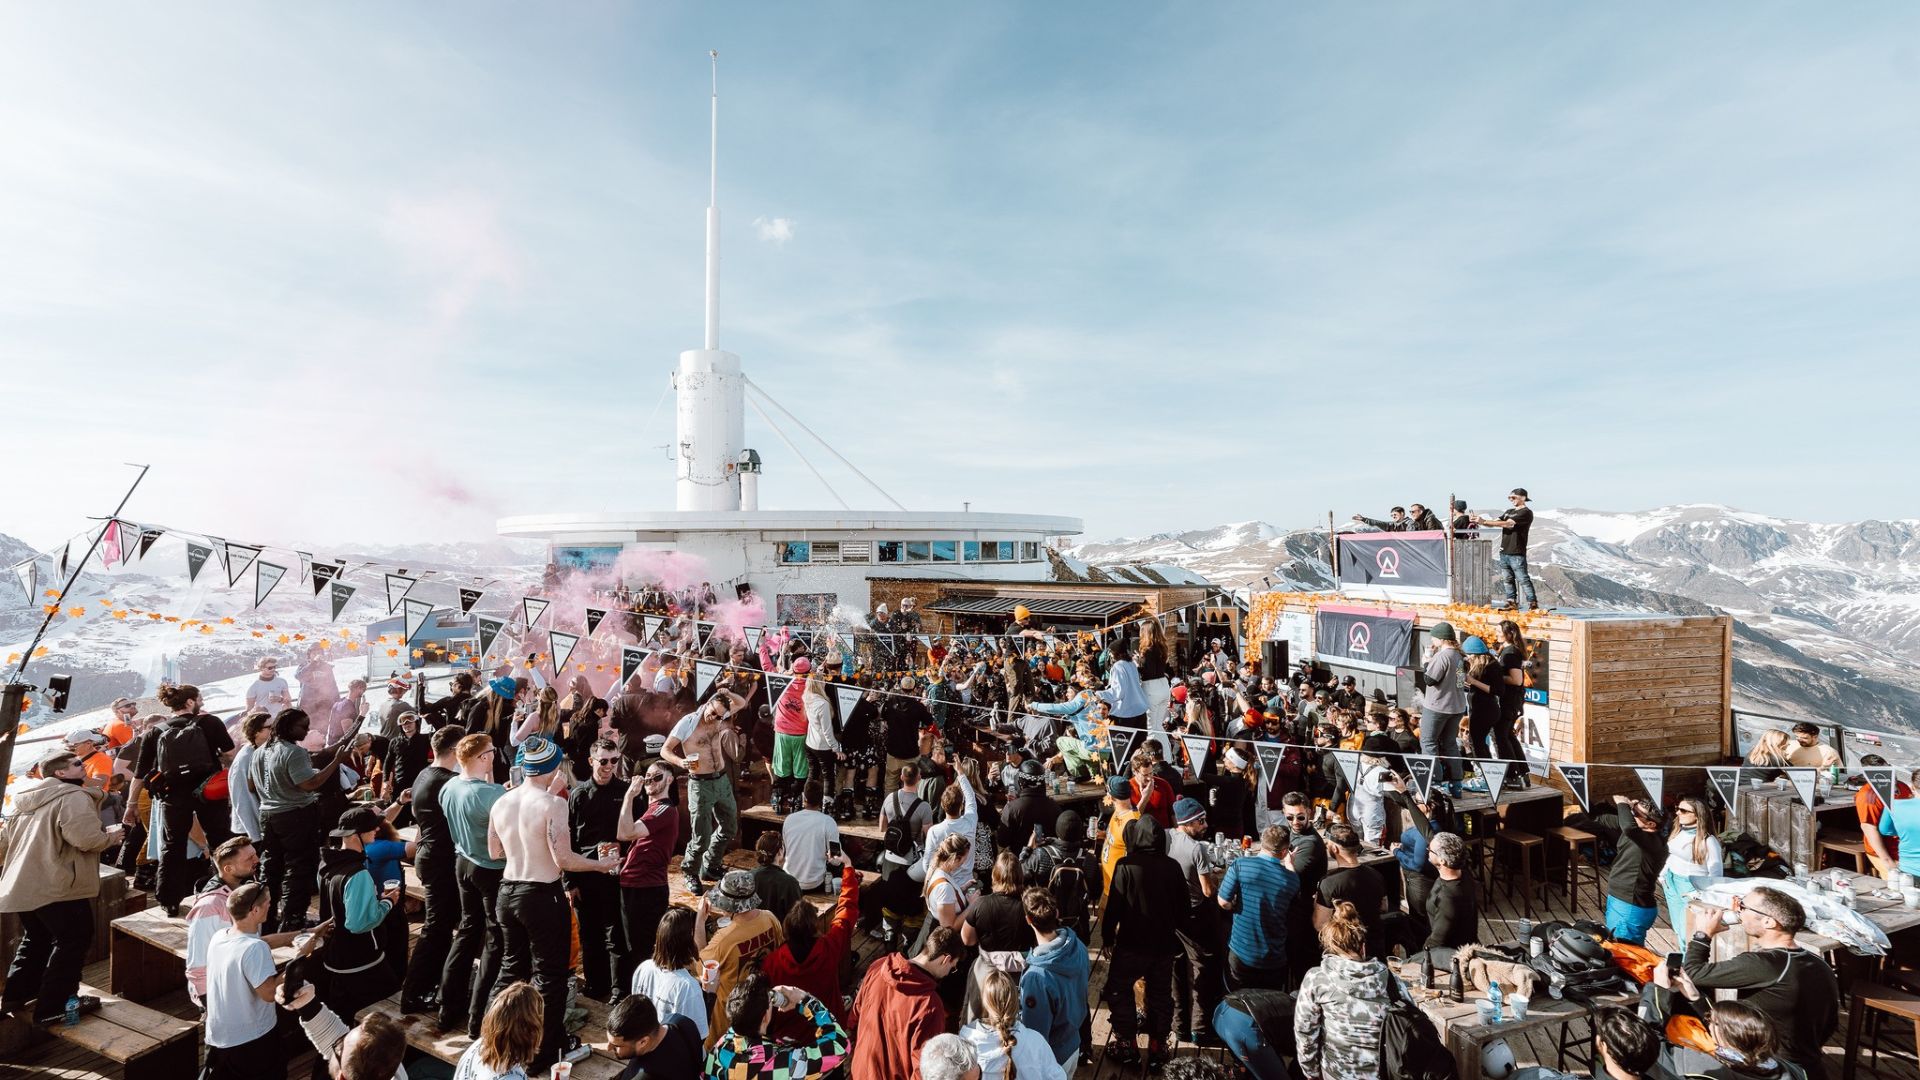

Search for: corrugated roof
xmin=925 ymin=595 xmax=1139 ymax=619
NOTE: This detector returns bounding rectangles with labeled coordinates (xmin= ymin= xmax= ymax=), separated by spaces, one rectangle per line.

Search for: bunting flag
xmin=57 ymin=541 xmax=69 ymax=578
xmin=385 ymin=573 xmax=416 ymax=615
xmin=1251 ymin=740 xmax=1282 ymax=795
xmin=1634 ymin=766 xmax=1665 ymax=807
xmin=917 ymin=635 xmax=932 ymax=649
xmin=1404 ymin=755 xmax=1438 ymax=803
xmin=548 ymin=631 xmax=580 ymax=674
xmin=643 ymin=615 xmax=664 ymax=641
xmin=585 ymin=607 xmax=608 ymax=637
xmin=1784 ymin=768 xmax=1818 ymax=811
xmin=296 ymin=551 xmax=312 ymax=584
xmin=832 ymin=683 xmax=864 ymax=721
xmin=12 ymin=560 xmax=34 ymax=603
xmin=744 ymin=626 xmax=764 ymax=652
xmin=185 ymin=542 xmax=213 ymax=584
xmin=524 ymin=597 xmax=551 ymax=629
xmin=1332 ymin=750 xmax=1362 ymax=787
xmin=310 ymin=562 xmax=339 ymax=596
xmin=695 ymin=659 xmax=721 ymax=697
xmin=1181 ymin=734 xmax=1211 ymax=781
xmin=402 ymin=598 xmax=436 ymax=643
xmin=206 ymin=535 xmax=228 ymax=575
xmin=225 ymin=543 xmax=261 ymax=587
xmin=458 ymin=587 xmax=483 ymax=614
xmin=1559 ymin=763 xmax=1591 ymax=813
xmin=328 ymin=580 xmax=355 ymax=622
xmin=136 ymin=527 xmax=163 ymax=561
xmin=1864 ymin=766 xmax=1899 ymax=809
xmin=476 ymin=616 xmax=507 ymax=660
xmin=1707 ymin=766 xmax=1743 ymax=811
xmin=101 ymin=520 xmax=124 ymax=569
xmin=620 ymin=645 xmax=647 ymax=684
xmin=696 ymin=621 xmax=714 ymax=641
xmin=1113 ymin=727 xmax=1143 ymax=774
xmin=1480 ymin=760 xmax=1514 ymax=807
xmin=254 ymin=562 xmax=287 ymax=608
xmin=765 ymin=671 xmax=794 ymax=703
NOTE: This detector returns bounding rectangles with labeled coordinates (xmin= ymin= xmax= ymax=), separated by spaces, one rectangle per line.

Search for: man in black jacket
xmin=1677 ymin=887 xmax=1838 ymax=1080
xmin=400 ymin=724 xmax=462 ymax=1014
xmin=1101 ymin=816 xmax=1187 ymax=1068
xmin=1600 ymin=795 xmax=1666 ymax=945
xmin=998 ymin=761 xmax=1060 ymax=849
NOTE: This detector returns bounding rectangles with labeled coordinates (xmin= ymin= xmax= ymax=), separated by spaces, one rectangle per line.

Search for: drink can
xmin=1529 ymin=936 xmax=1544 ymax=958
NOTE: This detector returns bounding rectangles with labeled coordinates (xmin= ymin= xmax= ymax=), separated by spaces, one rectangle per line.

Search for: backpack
xmin=882 ymin=792 xmax=924 ymax=863
xmin=1380 ymin=978 xmax=1459 ymax=1080
xmin=151 ymin=716 xmax=217 ymax=800
xmin=1045 ymin=849 xmax=1091 ymax=933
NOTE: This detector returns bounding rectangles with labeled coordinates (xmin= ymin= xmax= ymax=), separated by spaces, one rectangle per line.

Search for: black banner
xmin=1314 ymin=605 xmax=1416 ymax=675
xmin=136 ymin=528 xmax=163 ymax=560
xmin=1337 ymin=531 xmax=1448 ymax=593
xmin=476 ymin=616 xmax=506 ymax=660
xmin=1404 ymin=755 xmax=1437 ymax=802
xmin=327 ymin=580 xmax=355 ymax=622
xmin=620 ymin=644 xmax=646 ymax=685
xmin=1559 ymin=763 xmax=1591 ymax=813
xmin=1707 ymin=766 xmax=1741 ymax=811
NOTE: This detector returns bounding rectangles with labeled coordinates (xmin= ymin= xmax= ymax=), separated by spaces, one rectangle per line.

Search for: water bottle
xmin=64 ymin=996 xmax=79 ymax=1027
xmin=1487 ymin=980 xmax=1504 ymax=1023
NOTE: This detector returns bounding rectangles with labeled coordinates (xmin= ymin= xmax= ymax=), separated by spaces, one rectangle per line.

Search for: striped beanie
xmin=516 ymin=735 xmax=563 ymax=777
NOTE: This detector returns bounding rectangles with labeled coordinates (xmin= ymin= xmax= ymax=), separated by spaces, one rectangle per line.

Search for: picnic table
xmin=1406 ymin=956 xmax=1633 ymax=1078
xmin=109 ymin=906 xmax=301 ymax=1002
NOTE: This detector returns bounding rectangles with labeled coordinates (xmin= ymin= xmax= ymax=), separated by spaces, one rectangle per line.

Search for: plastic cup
xmin=1474 ymin=999 xmax=1498 ymax=1025
xmin=701 ymin=959 xmax=720 ymax=991
xmin=1903 ymin=889 xmax=1919 ymax=911
xmin=552 ymin=1063 xmax=571 ymax=1080
xmin=1509 ymin=995 xmax=1530 ymax=1020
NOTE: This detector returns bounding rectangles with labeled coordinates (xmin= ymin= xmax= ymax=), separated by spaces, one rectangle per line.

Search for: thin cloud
xmin=753 ymin=216 xmax=795 ymax=245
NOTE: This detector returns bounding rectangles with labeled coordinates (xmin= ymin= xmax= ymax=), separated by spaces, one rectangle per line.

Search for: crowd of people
xmin=0 ymin=572 xmax=1858 ymax=1080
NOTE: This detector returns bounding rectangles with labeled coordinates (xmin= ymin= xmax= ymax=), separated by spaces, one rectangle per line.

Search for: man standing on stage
xmin=1479 ymin=487 xmax=1538 ymax=612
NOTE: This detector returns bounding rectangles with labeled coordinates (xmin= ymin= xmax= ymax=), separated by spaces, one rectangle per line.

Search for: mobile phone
xmin=827 ymin=839 xmax=843 ymax=859
xmin=509 ymin=765 xmax=526 ymax=787
xmin=1031 ymin=824 xmax=1044 ymax=845
xmin=1666 ymin=951 xmax=1682 ymax=975
xmin=281 ymin=956 xmax=307 ymax=998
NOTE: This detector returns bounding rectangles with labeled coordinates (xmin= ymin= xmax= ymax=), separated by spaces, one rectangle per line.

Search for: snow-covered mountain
xmin=1065 ymin=505 xmax=1920 ymax=734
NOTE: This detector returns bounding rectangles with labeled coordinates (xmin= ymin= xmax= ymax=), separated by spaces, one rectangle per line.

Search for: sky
xmin=3 ymin=3 xmax=1918 ymax=556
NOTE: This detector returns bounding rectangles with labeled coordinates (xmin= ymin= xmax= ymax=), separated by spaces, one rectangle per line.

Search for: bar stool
xmin=1843 ymin=980 xmax=1920 ymax=1079
xmin=1544 ymin=824 xmax=1605 ymax=915
xmin=1820 ymin=833 xmax=1871 ymax=875
xmin=1492 ymin=829 xmax=1548 ymax=917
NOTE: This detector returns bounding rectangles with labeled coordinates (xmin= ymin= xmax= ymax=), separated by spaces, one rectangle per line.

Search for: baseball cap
xmin=329 ymin=806 xmax=382 ymax=839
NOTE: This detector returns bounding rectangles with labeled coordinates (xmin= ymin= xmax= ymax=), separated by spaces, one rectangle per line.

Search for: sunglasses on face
xmin=1285 ymin=813 xmax=1312 ymax=822
xmin=593 ymin=758 xmax=621 ymax=767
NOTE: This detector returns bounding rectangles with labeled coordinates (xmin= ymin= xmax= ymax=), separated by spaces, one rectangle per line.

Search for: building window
xmin=780 ymin=541 xmax=810 ymax=564
xmin=878 ymin=541 xmax=903 ymax=563
xmin=998 ymin=541 xmax=1016 ymax=561
xmin=1021 ymin=542 xmax=1039 ymax=561
xmin=842 ymin=541 xmax=871 ymax=563
xmin=906 ymin=541 xmax=930 ymax=562
xmin=963 ymin=541 xmax=982 ymax=561
xmin=931 ymin=540 xmax=956 ymax=562
xmin=811 ymin=541 xmax=840 ymax=563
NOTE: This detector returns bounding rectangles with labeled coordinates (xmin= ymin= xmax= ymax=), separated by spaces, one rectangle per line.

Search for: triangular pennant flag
xmin=57 ymin=541 xmax=69 ymax=577
xmin=620 ymin=645 xmax=647 ymax=685
xmin=457 ymin=587 xmax=482 ymax=614
xmin=695 ymin=659 xmax=721 ymax=697
xmin=1784 ymin=768 xmax=1818 ymax=811
xmin=476 ymin=616 xmax=506 ymax=660
xmin=1707 ymin=766 xmax=1743 ymax=811
xmin=100 ymin=520 xmax=124 ymax=568
xmin=328 ymin=580 xmax=355 ymax=622
xmin=253 ymin=561 xmax=287 ymax=608
xmin=1634 ymin=766 xmax=1665 ymax=807
xmin=385 ymin=573 xmax=416 ymax=615
xmin=185 ymin=542 xmax=213 ymax=584
xmin=1180 ymin=734 xmax=1211 ymax=781
xmin=1558 ymin=764 xmax=1591 ymax=813
xmin=833 ymin=683 xmax=864 ymax=721
xmin=1404 ymin=756 xmax=1438 ymax=803
xmin=1480 ymin=760 xmax=1514 ymax=807
xmin=643 ymin=615 xmax=664 ymax=641
xmin=12 ymin=559 xmax=34 ymax=603
xmin=310 ymin=562 xmax=339 ymax=595
xmin=296 ymin=551 xmax=312 ymax=583
xmin=1252 ymin=740 xmax=1283 ymax=794
xmin=585 ymin=607 xmax=607 ymax=637
xmin=402 ymin=598 xmax=436 ymax=643
xmin=524 ymin=597 xmax=551 ymax=628
xmin=917 ymin=635 xmax=931 ymax=649
xmin=1865 ymin=766 xmax=1898 ymax=810
xmin=206 ymin=535 xmax=228 ymax=575
xmin=1112 ymin=726 xmax=1144 ymax=773
xmin=1332 ymin=750 xmax=1363 ymax=787
xmin=765 ymin=671 xmax=794 ymax=703
xmin=745 ymin=626 xmax=764 ymax=651
xmin=696 ymin=621 xmax=714 ymax=642
xmin=136 ymin=527 xmax=163 ymax=560
xmin=224 ymin=543 xmax=261 ymax=587
xmin=548 ymin=631 xmax=580 ymax=674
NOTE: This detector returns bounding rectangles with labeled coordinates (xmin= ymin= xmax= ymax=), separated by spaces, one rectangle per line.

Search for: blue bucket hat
xmin=1462 ymin=636 xmax=1490 ymax=655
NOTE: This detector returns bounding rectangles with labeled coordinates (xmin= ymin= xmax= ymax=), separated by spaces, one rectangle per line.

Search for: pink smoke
xmin=706 ymin=594 xmax=767 ymax=646
xmin=612 ymin=549 xmax=709 ymax=594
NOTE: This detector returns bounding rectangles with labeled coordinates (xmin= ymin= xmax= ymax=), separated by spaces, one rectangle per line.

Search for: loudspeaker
xmin=47 ymin=674 xmax=72 ymax=713
xmin=1262 ymin=639 xmax=1288 ymax=676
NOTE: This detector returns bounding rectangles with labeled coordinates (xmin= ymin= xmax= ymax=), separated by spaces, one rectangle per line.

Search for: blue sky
xmin=3 ymin=4 xmax=1917 ymax=553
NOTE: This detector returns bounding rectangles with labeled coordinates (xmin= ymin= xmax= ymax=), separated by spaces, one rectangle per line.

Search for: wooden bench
xmin=364 ymin=992 xmax=627 ymax=1079
xmin=0 ymin=864 xmax=131 ymax=968
xmin=0 ymin=981 xmax=197 ymax=1080
xmin=110 ymin=904 xmax=318 ymax=1002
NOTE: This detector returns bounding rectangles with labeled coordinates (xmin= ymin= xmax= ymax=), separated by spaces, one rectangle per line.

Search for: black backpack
xmin=882 ymin=793 xmax=924 ymax=862
xmin=1046 ymin=849 xmax=1092 ymax=933
xmin=1380 ymin=978 xmax=1458 ymax=1080
xmin=151 ymin=716 xmax=216 ymax=800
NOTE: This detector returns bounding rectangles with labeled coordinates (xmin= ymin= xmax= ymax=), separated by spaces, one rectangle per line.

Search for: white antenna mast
xmin=704 ymin=49 xmax=720 ymax=351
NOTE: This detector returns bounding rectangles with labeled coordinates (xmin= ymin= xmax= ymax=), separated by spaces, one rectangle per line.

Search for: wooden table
xmin=110 ymin=906 xmax=300 ymax=1002
xmin=1411 ymin=965 xmax=1631 ymax=1078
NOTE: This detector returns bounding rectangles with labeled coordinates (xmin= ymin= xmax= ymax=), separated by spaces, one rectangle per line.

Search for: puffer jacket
xmin=0 ymin=776 xmax=115 ymax=913
xmin=1294 ymin=953 xmax=1391 ymax=1080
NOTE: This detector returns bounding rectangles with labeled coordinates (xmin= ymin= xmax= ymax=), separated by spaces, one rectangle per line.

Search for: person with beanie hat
xmin=1020 ymin=810 xmax=1099 ymax=945
xmin=1418 ymin=623 xmax=1466 ymax=795
xmin=462 ymin=676 xmax=521 ymax=783
xmin=1100 ymin=774 xmax=1140 ymax=896
xmin=1000 ymin=761 xmax=1062 ymax=851
xmin=484 ymin=734 xmax=620 ymax=1070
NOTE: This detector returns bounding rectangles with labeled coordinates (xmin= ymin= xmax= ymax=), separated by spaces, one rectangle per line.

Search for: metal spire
xmin=704 ymin=49 xmax=720 ymax=351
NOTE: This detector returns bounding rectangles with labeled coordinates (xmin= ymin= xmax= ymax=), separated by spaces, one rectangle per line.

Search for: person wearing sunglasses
xmin=616 ymin=763 xmax=682 ymax=978
xmin=567 ymin=739 xmax=633 ymax=1004
xmin=1676 ymin=886 xmax=1838 ymax=1079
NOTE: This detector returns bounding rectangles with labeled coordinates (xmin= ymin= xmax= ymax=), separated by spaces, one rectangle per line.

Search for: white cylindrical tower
xmin=674 ymin=348 xmax=744 ymax=511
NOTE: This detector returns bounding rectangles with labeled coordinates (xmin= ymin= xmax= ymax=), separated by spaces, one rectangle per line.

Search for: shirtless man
xmin=661 ymin=687 xmax=747 ymax=895
xmin=487 ymin=735 xmax=617 ymax=1070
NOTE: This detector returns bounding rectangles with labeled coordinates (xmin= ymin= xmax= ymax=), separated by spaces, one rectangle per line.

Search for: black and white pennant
xmin=12 ymin=559 xmax=35 ymax=603
xmin=1784 ymin=768 xmax=1818 ymax=811
xmin=548 ymin=631 xmax=580 ymax=675
xmin=254 ymin=562 xmax=287 ymax=608
xmin=832 ymin=683 xmax=864 ymax=722
xmin=523 ymin=597 xmax=551 ymax=629
xmin=476 ymin=616 xmax=507 ymax=660
xmin=620 ymin=645 xmax=647 ymax=685
xmin=225 ymin=543 xmax=262 ymax=588
xmin=1559 ymin=764 xmax=1592 ymax=813
xmin=1707 ymin=766 xmax=1743 ymax=811
xmin=744 ymin=626 xmax=764 ymax=652
xmin=296 ymin=551 xmax=312 ymax=584
xmin=1113 ymin=727 xmax=1144 ymax=775
xmin=643 ymin=615 xmax=664 ymax=641
xmin=1404 ymin=755 xmax=1439 ymax=803
xmin=402 ymin=598 xmax=436 ymax=643
xmin=1252 ymin=740 xmax=1284 ymax=795
xmin=765 ymin=671 xmax=794 ymax=704
xmin=1864 ymin=766 xmax=1899 ymax=810
xmin=136 ymin=528 xmax=163 ymax=560
xmin=457 ymin=588 xmax=482 ymax=614
xmin=385 ymin=574 xmax=417 ymax=615
xmin=1181 ymin=734 xmax=1211 ymax=781
xmin=1332 ymin=750 xmax=1363 ymax=788
xmin=310 ymin=562 xmax=339 ymax=596
xmin=584 ymin=607 xmax=607 ymax=637
xmin=1635 ymin=766 xmax=1665 ymax=807
xmin=328 ymin=580 xmax=356 ymax=622
xmin=1480 ymin=760 xmax=1514 ymax=807
xmin=185 ymin=542 xmax=214 ymax=584
xmin=695 ymin=659 xmax=721 ymax=698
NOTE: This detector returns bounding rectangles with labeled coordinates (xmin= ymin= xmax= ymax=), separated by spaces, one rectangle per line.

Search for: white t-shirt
xmin=782 ymin=809 xmax=841 ymax=890
xmin=205 ymin=927 xmax=277 ymax=1047
xmin=669 ymin=711 xmax=698 ymax=745
xmin=1350 ymin=764 xmax=1391 ymax=847
xmin=960 ymin=1021 xmax=1070 ymax=1080
xmin=630 ymin=960 xmax=709 ymax=1038
xmin=244 ymin=676 xmax=291 ymax=715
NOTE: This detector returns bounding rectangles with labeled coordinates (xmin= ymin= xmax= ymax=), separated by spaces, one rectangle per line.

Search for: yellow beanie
xmin=1013 ymin=604 xmax=1032 ymax=621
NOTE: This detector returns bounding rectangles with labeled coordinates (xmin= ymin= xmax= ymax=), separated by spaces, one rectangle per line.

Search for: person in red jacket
xmin=1128 ymin=747 xmax=1176 ymax=830
xmin=762 ymin=861 xmax=860 ymax=1040
xmin=847 ymin=925 xmax=966 ymax=1080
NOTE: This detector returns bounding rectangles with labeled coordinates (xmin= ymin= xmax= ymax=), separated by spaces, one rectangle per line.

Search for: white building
xmin=498 ymin=55 xmax=1079 ymax=619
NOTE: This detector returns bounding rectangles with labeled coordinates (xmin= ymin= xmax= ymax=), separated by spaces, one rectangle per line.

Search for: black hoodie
xmin=1101 ymin=817 xmax=1188 ymax=955
xmin=317 ymin=847 xmax=387 ymax=975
